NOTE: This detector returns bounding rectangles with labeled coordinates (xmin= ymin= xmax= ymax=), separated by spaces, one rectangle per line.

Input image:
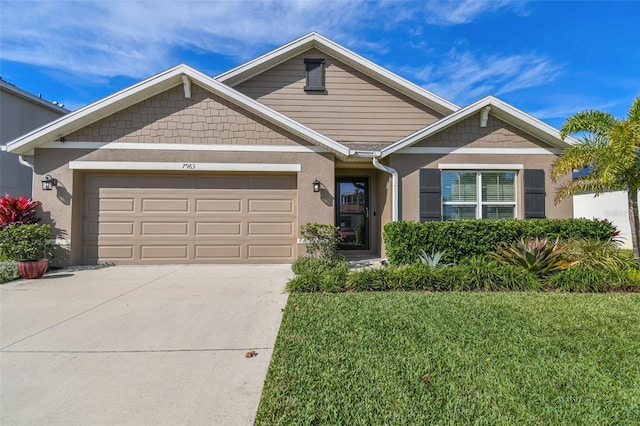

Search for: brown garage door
xmin=82 ymin=173 xmax=297 ymax=264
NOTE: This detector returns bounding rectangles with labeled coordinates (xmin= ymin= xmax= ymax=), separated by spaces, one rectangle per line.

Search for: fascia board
xmin=216 ymin=32 xmax=459 ymax=115
xmin=380 ymin=96 xmax=576 ymax=158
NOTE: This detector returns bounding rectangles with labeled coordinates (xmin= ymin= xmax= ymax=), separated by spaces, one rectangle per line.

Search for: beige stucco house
xmin=1 ymin=79 xmax=69 ymax=197
xmin=5 ymin=33 xmax=575 ymax=266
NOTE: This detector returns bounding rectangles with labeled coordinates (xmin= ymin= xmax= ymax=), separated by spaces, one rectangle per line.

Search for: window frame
xmin=441 ymin=170 xmax=518 ymax=220
xmin=304 ymin=58 xmax=325 ymax=91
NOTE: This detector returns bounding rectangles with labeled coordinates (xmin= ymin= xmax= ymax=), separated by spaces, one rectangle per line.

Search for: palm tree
xmin=551 ymin=96 xmax=640 ymax=258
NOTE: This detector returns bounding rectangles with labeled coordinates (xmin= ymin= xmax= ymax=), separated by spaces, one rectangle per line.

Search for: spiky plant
xmin=417 ymin=249 xmax=449 ymax=268
xmin=489 ymin=237 xmax=578 ymax=276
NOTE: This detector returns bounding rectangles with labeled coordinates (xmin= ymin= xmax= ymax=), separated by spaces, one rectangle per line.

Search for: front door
xmin=336 ymin=178 xmax=369 ymax=250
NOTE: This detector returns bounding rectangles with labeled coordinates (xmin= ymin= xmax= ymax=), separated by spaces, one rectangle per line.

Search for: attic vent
xmin=304 ymin=58 xmax=325 ymax=91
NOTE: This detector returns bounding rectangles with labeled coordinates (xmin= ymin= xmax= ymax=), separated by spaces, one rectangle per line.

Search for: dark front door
xmin=336 ymin=178 xmax=369 ymax=250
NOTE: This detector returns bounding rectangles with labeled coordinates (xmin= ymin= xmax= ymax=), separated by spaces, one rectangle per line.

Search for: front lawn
xmin=257 ymin=292 xmax=640 ymax=425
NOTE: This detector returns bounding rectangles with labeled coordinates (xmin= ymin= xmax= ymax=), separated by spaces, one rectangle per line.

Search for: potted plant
xmin=0 ymin=223 xmax=53 ymax=279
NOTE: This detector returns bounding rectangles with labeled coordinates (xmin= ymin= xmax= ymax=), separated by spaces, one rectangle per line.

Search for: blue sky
xmin=1 ymin=0 xmax=638 ymax=129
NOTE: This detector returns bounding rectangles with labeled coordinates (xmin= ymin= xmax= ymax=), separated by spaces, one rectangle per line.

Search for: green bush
xmin=287 ymin=257 xmax=348 ymax=293
xmin=346 ymin=268 xmax=393 ymax=292
xmin=383 ymin=219 xmax=617 ymax=265
xmin=0 ymin=260 xmax=20 ymax=283
xmin=546 ymin=266 xmax=639 ymax=292
xmin=0 ymin=223 xmax=53 ymax=261
xmin=563 ymin=238 xmax=639 ymax=270
xmin=456 ymin=256 xmax=541 ymax=291
xmin=299 ymin=223 xmax=342 ymax=259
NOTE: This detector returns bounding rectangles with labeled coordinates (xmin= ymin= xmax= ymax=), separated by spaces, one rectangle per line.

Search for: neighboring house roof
xmin=0 ymin=79 xmax=71 ymax=114
xmin=379 ymin=96 xmax=579 ymax=158
xmin=5 ymin=64 xmax=351 ymax=157
xmin=215 ymin=32 xmax=459 ymax=116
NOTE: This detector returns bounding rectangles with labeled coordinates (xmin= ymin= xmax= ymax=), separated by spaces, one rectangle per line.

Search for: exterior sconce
xmin=312 ymin=179 xmax=321 ymax=193
xmin=41 ymin=175 xmax=57 ymax=191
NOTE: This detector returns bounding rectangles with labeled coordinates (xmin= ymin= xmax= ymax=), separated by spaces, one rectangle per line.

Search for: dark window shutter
xmin=420 ymin=169 xmax=442 ymax=222
xmin=524 ymin=169 xmax=546 ymax=219
xmin=304 ymin=59 xmax=325 ymax=91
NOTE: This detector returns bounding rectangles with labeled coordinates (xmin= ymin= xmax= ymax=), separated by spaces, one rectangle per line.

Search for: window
xmin=304 ymin=58 xmax=325 ymax=91
xmin=442 ymin=171 xmax=516 ymax=220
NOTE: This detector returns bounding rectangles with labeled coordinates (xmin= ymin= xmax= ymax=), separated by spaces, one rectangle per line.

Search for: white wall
xmin=573 ymin=190 xmax=636 ymax=249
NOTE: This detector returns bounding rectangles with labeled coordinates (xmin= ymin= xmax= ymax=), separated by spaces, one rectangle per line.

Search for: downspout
xmin=18 ymin=155 xmax=35 ymax=195
xmin=372 ymin=156 xmax=399 ymax=222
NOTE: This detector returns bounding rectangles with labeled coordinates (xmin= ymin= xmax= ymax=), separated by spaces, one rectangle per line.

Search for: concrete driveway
xmin=0 ymin=264 xmax=291 ymax=425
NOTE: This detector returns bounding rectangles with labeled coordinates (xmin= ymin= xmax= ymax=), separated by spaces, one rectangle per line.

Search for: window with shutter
xmin=304 ymin=58 xmax=325 ymax=91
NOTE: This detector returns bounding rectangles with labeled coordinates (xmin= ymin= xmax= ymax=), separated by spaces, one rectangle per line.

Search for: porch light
xmin=312 ymin=179 xmax=321 ymax=193
xmin=41 ymin=175 xmax=57 ymax=191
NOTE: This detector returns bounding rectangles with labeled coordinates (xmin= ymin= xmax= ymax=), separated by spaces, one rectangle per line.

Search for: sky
xmin=1 ymin=0 xmax=638 ymax=129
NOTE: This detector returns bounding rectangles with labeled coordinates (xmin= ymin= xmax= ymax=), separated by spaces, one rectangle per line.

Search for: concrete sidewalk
xmin=0 ymin=264 xmax=291 ymax=425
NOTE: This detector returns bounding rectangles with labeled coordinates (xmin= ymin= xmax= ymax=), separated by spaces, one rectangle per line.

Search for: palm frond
xmin=550 ymin=141 xmax=607 ymax=181
xmin=628 ymin=95 xmax=640 ymax=123
xmin=554 ymin=176 xmax=619 ymax=204
xmin=560 ymin=110 xmax=616 ymax=140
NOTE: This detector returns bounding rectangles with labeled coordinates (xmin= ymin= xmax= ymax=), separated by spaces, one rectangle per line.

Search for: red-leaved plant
xmin=0 ymin=194 xmax=40 ymax=228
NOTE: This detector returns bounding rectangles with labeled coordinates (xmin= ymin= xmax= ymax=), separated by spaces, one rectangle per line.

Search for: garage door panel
xmin=195 ymin=199 xmax=242 ymax=213
xmin=141 ymin=245 xmax=189 ymax=260
xmin=142 ymin=198 xmax=189 ymax=212
xmin=141 ymin=222 xmax=189 ymax=236
xmin=248 ymin=222 xmax=293 ymax=236
xmin=248 ymin=244 xmax=293 ymax=259
xmin=195 ymin=222 xmax=242 ymax=236
xmin=82 ymin=173 xmax=297 ymax=264
xmin=248 ymin=199 xmax=294 ymax=213
xmin=195 ymin=245 xmax=242 ymax=259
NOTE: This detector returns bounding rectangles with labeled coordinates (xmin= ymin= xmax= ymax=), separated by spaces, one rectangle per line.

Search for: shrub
xmin=346 ymin=268 xmax=393 ymax=292
xmin=287 ymin=257 xmax=348 ymax=292
xmin=546 ymin=266 xmax=638 ymax=292
xmin=0 ymin=260 xmax=20 ymax=283
xmin=299 ymin=223 xmax=342 ymax=259
xmin=489 ymin=237 xmax=577 ymax=277
xmin=0 ymin=224 xmax=53 ymax=261
xmin=383 ymin=219 xmax=617 ymax=265
xmin=563 ymin=238 xmax=638 ymax=270
xmin=456 ymin=256 xmax=542 ymax=291
xmin=0 ymin=195 xmax=40 ymax=229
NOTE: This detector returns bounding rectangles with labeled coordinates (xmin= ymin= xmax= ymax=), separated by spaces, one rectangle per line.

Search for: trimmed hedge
xmin=287 ymin=261 xmax=640 ymax=293
xmin=383 ymin=219 xmax=617 ymax=265
xmin=0 ymin=260 xmax=20 ymax=283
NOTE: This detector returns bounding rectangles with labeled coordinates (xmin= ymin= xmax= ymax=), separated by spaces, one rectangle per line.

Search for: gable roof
xmin=5 ymin=64 xmax=351 ymax=157
xmin=379 ymin=96 xmax=579 ymax=158
xmin=215 ymin=32 xmax=459 ymax=116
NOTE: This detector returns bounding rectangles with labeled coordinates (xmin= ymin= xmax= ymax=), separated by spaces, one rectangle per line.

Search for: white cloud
xmin=421 ymin=0 xmax=523 ymax=25
xmin=0 ymin=0 xmax=371 ymax=80
xmin=400 ymin=49 xmax=563 ymax=105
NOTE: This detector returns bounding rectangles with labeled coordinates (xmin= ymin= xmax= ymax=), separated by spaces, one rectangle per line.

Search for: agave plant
xmin=417 ymin=249 xmax=450 ymax=268
xmin=489 ymin=237 xmax=578 ymax=276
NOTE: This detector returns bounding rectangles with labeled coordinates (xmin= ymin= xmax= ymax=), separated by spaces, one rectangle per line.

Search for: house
xmin=0 ymin=79 xmax=69 ymax=197
xmin=4 ymin=33 xmax=574 ymax=266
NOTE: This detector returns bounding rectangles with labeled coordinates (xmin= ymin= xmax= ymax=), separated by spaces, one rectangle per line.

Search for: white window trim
xmin=442 ymin=170 xmax=518 ymax=220
xmin=438 ymin=163 xmax=524 ymax=170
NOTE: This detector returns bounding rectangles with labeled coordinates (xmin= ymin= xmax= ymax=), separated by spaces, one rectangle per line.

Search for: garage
xmin=82 ymin=173 xmax=297 ymax=264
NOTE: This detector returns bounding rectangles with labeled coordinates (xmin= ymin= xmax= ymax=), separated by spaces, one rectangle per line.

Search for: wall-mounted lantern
xmin=41 ymin=175 xmax=57 ymax=191
xmin=312 ymin=179 xmax=321 ymax=193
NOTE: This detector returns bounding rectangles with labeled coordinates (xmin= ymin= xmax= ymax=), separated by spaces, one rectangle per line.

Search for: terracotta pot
xmin=18 ymin=258 xmax=49 ymax=279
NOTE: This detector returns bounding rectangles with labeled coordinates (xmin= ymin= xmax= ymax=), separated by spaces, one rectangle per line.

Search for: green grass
xmin=257 ymin=292 xmax=640 ymax=425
